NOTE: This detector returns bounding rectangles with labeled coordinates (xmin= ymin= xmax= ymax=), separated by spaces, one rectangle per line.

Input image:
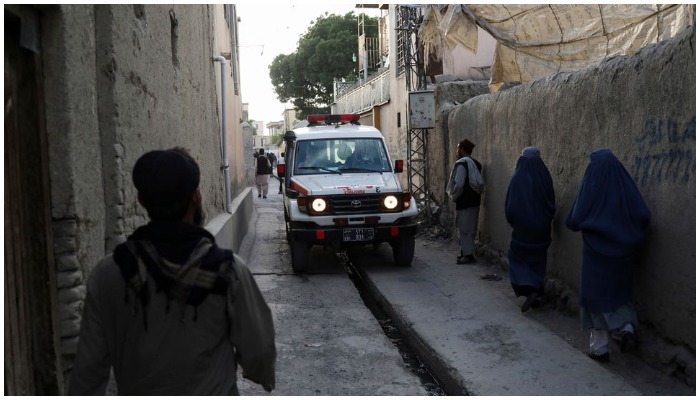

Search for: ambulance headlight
xmin=383 ymin=195 xmax=399 ymax=210
xmin=311 ymin=198 xmax=327 ymax=213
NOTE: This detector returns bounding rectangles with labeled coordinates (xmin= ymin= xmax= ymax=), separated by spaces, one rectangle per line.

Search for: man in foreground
xmin=68 ymin=148 xmax=276 ymax=395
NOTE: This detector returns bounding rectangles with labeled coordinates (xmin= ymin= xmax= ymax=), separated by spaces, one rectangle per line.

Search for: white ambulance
xmin=278 ymin=114 xmax=419 ymax=273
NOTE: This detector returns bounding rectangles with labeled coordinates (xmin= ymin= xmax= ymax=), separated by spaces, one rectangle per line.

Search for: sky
xmin=235 ymin=3 xmax=380 ymax=132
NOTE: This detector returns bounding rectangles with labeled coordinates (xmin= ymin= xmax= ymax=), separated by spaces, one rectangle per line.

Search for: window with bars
xmin=395 ymin=7 xmax=407 ymax=77
xmin=395 ymin=6 xmax=420 ymax=78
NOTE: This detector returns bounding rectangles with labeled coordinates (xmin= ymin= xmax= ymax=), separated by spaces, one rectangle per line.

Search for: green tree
xmin=271 ymin=134 xmax=284 ymax=147
xmin=269 ymin=12 xmax=377 ymax=118
xmin=246 ymin=118 xmax=258 ymax=135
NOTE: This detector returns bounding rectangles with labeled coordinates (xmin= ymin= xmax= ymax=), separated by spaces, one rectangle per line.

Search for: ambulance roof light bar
xmin=307 ymin=114 xmax=360 ymax=126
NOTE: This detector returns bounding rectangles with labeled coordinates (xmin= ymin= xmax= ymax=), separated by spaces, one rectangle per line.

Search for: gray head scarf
xmin=521 ymin=146 xmax=541 ymax=158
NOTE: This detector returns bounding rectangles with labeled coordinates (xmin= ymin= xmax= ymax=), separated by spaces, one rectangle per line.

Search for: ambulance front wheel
xmin=290 ymin=237 xmax=308 ymax=273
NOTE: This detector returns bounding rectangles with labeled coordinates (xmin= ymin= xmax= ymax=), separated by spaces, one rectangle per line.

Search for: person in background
xmin=277 ymin=152 xmax=285 ymax=194
xmin=267 ymin=152 xmax=277 ymax=177
xmin=344 ymin=140 xmax=379 ymax=169
xmin=445 ymin=138 xmax=484 ymax=264
xmin=566 ymin=148 xmax=650 ymax=362
xmin=300 ymin=143 xmax=331 ymax=169
xmin=255 ymin=148 xmax=271 ymax=198
xmin=68 ymin=148 xmax=276 ymax=395
xmin=505 ymin=146 xmax=555 ymax=312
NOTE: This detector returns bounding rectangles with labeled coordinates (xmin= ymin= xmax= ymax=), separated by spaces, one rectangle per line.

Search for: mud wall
xmin=41 ymin=4 xmax=244 ymax=385
xmin=94 ymin=4 xmax=225 ymax=241
xmin=442 ymin=26 xmax=695 ymax=350
xmin=42 ymin=5 xmax=103 ymax=381
xmin=430 ymin=80 xmax=490 ymax=225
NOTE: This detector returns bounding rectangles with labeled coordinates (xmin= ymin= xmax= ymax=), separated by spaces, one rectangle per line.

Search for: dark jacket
xmin=68 ymin=222 xmax=276 ymax=395
xmin=455 ymin=158 xmax=482 ymax=210
xmin=255 ymin=155 xmax=270 ymax=176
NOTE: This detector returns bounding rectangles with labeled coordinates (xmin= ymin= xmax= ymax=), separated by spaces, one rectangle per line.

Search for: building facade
xmin=266 ymin=120 xmax=284 ymax=136
xmin=282 ymin=108 xmax=300 ymax=131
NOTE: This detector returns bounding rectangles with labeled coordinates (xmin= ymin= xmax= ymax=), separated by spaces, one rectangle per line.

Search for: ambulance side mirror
xmin=394 ymin=160 xmax=404 ymax=173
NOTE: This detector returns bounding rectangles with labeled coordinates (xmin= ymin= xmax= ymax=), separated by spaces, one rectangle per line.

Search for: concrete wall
xmin=441 ymin=26 xmax=695 ymax=353
xmin=207 ymin=188 xmax=254 ymax=254
xmin=441 ymin=27 xmax=496 ymax=77
xmin=211 ymin=5 xmax=247 ymax=198
xmin=40 ymin=4 xmax=251 ymax=387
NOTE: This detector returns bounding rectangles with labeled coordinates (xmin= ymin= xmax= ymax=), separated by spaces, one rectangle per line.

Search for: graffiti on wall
xmin=632 ymin=116 xmax=696 ymax=187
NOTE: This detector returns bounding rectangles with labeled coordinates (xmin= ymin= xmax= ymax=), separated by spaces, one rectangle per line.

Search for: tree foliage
xmin=269 ymin=12 xmax=377 ymax=118
xmin=246 ymin=118 xmax=258 ymax=135
xmin=271 ymin=134 xmax=284 ymax=147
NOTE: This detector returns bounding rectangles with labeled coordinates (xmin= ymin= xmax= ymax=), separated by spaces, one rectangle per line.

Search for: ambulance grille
xmin=330 ymin=194 xmax=382 ymax=214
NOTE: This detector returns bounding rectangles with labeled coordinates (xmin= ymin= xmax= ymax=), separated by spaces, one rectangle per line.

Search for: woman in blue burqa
xmin=505 ymin=147 xmax=555 ymax=312
xmin=566 ymin=149 xmax=650 ymax=362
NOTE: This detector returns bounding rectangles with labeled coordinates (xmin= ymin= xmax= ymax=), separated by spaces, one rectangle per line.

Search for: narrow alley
xmin=235 ymin=189 xmax=693 ymax=396
xmin=4 ymin=4 xmax=694 ymax=395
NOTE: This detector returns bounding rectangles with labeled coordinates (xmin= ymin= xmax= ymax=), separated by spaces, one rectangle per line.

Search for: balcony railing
xmin=332 ymin=68 xmax=390 ymax=115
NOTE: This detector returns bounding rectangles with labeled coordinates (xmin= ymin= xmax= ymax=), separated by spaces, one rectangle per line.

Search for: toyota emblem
xmin=350 ymin=200 xmax=362 ymax=208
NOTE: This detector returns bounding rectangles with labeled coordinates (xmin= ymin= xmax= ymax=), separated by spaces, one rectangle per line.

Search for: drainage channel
xmin=336 ymin=251 xmax=446 ymax=396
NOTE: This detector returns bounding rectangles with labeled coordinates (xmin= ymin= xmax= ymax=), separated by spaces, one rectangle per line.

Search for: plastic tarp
xmin=418 ymin=4 xmax=695 ymax=92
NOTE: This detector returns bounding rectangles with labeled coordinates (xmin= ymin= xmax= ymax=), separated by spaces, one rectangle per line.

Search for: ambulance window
xmin=295 ymin=138 xmax=391 ymax=174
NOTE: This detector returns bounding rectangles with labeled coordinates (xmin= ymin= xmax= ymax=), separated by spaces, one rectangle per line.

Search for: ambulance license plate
xmin=343 ymin=228 xmax=374 ymax=242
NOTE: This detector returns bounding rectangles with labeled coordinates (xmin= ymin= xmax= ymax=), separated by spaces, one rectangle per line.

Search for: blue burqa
xmin=566 ymin=149 xmax=650 ymax=313
xmin=505 ymin=147 xmax=555 ymax=296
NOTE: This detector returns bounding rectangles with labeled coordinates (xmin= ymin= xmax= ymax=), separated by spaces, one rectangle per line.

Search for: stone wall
xmin=41 ymin=4 xmax=244 ymax=386
xmin=438 ymin=25 xmax=695 ymax=361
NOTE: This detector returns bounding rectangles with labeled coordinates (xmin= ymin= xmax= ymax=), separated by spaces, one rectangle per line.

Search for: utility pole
xmin=397 ymin=5 xmax=431 ymax=227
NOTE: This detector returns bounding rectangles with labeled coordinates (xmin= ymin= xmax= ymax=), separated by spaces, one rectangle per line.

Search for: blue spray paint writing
xmin=633 ymin=149 xmax=695 ymax=187
xmin=632 ymin=117 xmax=695 ymax=187
xmin=636 ymin=116 xmax=695 ymax=151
